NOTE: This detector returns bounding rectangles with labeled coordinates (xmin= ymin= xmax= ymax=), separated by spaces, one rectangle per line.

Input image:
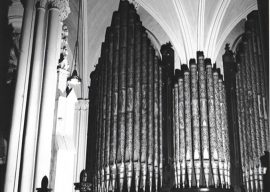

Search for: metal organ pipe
xmin=190 ymin=58 xmax=201 ymax=188
xmin=183 ymin=64 xmax=193 ymax=188
xmin=141 ymin=30 xmax=148 ymax=192
xmin=172 ymin=54 xmax=231 ymax=189
xmin=110 ymin=12 xmax=120 ymax=191
xmin=197 ymin=52 xmax=210 ymax=188
xmin=205 ymin=59 xmax=219 ymax=188
xmin=88 ymin=2 xmax=163 ymax=192
xmin=133 ymin=15 xmax=142 ymax=192
xmin=178 ymin=70 xmax=185 ymax=189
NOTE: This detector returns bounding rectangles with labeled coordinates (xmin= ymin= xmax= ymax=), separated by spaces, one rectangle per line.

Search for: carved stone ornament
xmin=58 ymin=24 xmax=69 ymax=70
xmin=38 ymin=0 xmax=48 ymax=8
xmin=49 ymin=0 xmax=71 ymax=21
xmin=128 ymin=0 xmax=140 ymax=10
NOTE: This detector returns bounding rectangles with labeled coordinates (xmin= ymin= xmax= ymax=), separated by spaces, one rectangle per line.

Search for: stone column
xmin=19 ymin=1 xmax=47 ymax=191
xmin=73 ymin=99 xmax=89 ymax=186
xmin=34 ymin=0 xmax=70 ymax=189
xmin=4 ymin=0 xmax=35 ymax=191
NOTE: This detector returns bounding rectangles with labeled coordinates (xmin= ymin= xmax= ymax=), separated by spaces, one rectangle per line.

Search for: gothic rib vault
xmin=86 ymin=0 xmax=257 ymax=85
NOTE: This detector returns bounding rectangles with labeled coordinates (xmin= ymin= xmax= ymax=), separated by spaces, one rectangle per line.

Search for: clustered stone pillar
xmin=19 ymin=2 xmax=47 ymax=191
xmin=34 ymin=1 xmax=70 ymax=189
xmin=4 ymin=0 xmax=70 ymax=192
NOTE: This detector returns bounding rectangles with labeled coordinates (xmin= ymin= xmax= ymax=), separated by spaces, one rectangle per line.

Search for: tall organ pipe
xmin=101 ymin=41 xmax=108 ymax=192
xmin=154 ymin=56 xmax=160 ymax=192
xmin=173 ymin=70 xmax=180 ymax=188
xmin=205 ymin=59 xmax=219 ymax=187
xmin=133 ymin=15 xmax=142 ymax=192
xmin=141 ymin=30 xmax=148 ymax=192
xmin=182 ymin=64 xmax=193 ymax=188
xmin=213 ymin=66 xmax=225 ymax=188
xmin=117 ymin=2 xmax=129 ymax=191
xmin=148 ymin=44 xmax=154 ymax=192
xmin=110 ymin=12 xmax=120 ymax=192
xmin=125 ymin=7 xmax=135 ymax=192
xmin=197 ymin=52 xmax=210 ymax=187
xmin=159 ymin=65 xmax=163 ymax=188
xmin=190 ymin=58 xmax=201 ymax=188
xmin=178 ymin=70 xmax=185 ymax=188
xmin=104 ymin=28 xmax=112 ymax=191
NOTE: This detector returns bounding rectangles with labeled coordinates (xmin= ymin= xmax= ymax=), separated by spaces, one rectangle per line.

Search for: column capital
xmin=8 ymin=0 xmax=24 ymax=33
xmin=76 ymin=99 xmax=89 ymax=110
xmin=49 ymin=0 xmax=70 ymax=21
xmin=37 ymin=0 xmax=48 ymax=8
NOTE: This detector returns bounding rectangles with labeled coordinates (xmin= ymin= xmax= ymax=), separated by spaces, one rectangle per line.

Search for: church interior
xmin=0 ymin=0 xmax=269 ymax=192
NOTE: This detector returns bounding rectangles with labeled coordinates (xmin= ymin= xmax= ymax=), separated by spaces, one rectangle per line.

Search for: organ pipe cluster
xmin=172 ymin=52 xmax=231 ymax=189
xmin=234 ymin=11 xmax=269 ymax=192
xmin=88 ymin=1 xmax=163 ymax=192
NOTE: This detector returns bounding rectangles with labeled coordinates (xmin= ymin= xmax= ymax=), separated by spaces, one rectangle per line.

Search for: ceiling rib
xmin=197 ymin=0 xmax=205 ymax=51
xmin=173 ymin=0 xmax=194 ymax=62
xmin=214 ymin=2 xmax=257 ymax=59
xmin=205 ymin=0 xmax=231 ymax=59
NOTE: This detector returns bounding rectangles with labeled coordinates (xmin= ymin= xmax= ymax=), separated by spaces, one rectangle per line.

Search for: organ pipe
xmin=183 ymin=64 xmax=192 ymax=188
xmin=125 ymin=7 xmax=135 ymax=191
xmin=154 ymin=56 xmax=160 ymax=192
xmin=148 ymin=44 xmax=154 ymax=192
xmin=173 ymin=70 xmax=180 ymax=188
xmin=205 ymin=59 xmax=219 ymax=188
xmin=87 ymin=2 xmax=163 ymax=192
xmin=110 ymin=11 xmax=120 ymax=191
xmin=133 ymin=15 xmax=141 ymax=192
xmin=159 ymin=65 xmax=163 ymax=189
xmin=197 ymin=52 xmax=210 ymax=187
xmin=141 ymin=30 xmax=148 ymax=192
xmin=190 ymin=58 xmax=201 ymax=188
xmin=178 ymin=71 xmax=185 ymax=188
xmin=213 ymin=67 xmax=225 ymax=188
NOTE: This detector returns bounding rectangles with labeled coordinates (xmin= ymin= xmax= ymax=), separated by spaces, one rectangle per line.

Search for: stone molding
xmin=75 ymin=99 xmax=89 ymax=110
xmin=37 ymin=0 xmax=48 ymax=8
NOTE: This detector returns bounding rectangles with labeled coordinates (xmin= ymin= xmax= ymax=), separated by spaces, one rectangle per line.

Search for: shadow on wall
xmin=0 ymin=0 xmax=18 ymax=191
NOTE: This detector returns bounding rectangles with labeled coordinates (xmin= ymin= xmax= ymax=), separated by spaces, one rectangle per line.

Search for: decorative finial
xmin=128 ymin=0 xmax=140 ymax=10
xmin=67 ymin=69 xmax=81 ymax=85
xmin=74 ymin=170 xmax=92 ymax=192
xmin=225 ymin=43 xmax=230 ymax=52
xmin=36 ymin=176 xmax=52 ymax=192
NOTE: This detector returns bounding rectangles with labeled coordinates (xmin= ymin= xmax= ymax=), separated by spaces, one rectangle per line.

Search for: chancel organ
xmin=86 ymin=1 xmax=269 ymax=192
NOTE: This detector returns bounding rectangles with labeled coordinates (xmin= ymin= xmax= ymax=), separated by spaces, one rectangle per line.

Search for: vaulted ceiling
xmin=70 ymin=0 xmax=258 ymax=87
